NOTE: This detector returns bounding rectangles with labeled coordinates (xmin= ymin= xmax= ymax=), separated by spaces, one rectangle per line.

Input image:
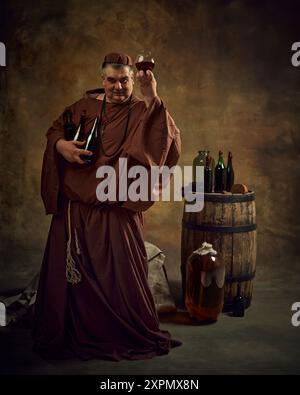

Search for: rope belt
xmin=66 ymin=200 xmax=82 ymax=285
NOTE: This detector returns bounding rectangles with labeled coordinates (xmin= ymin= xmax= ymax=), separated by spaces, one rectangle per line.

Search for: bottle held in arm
xmin=57 ymin=110 xmax=93 ymax=165
xmin=79 ymin=117 xmax=99 ymax=164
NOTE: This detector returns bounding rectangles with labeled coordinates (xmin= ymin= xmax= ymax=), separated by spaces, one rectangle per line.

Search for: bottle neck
xmin=218 ymin=155 xmax=225 ymax=166
xmin=65 ymin=110 xmax=72 ymax=124
xmin=206 ymin=156 xmax=212 ymax=168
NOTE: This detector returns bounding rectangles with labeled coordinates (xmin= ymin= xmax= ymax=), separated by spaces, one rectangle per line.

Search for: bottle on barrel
xmin=226 ymin=151 xmax=234 ymax=192
xmin=214 ymin=150 xmax=226 ymax=192
xmin=204 ymin=155 xmax=213 ymax=193
xmin=192 ymin=150 xmax=209 ymax=191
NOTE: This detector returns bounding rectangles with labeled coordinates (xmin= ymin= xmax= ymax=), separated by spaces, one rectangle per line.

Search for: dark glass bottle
xmin=232 ymin=283 xmax=245 ymax=317
xmin=210 ymin=152 xmax=215 ymax=189
xmin=80 ymin=117 xmax=99 ymax=164
xmin=214 ymin=150 xmax=226 ymax=192
xmin=226 ymin=151 xmax=234 ymax=192
xmin=204 ymin=155 xmax=213 ymax=193
xmin=63 ymin=109 xmax=77 ymax=140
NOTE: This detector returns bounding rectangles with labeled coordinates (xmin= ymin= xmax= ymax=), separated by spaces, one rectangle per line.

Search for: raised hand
xmin=135 ymin=70 xmax=157 ymax=107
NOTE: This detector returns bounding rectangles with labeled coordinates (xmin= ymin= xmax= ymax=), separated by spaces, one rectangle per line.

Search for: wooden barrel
xmin=181 ymin=191 xmax=257 ymax=311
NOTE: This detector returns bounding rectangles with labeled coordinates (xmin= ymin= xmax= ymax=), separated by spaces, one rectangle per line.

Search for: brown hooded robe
xmin=32 ymin=89 xmax=182 ymax=361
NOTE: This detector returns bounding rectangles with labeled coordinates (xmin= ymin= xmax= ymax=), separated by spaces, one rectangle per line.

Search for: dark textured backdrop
xmin=1 ymin=0 xmax=300 ymax=289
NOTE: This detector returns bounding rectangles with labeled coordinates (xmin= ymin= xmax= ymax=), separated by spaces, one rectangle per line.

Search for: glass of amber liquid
xmin=135 ymin=52 xmax=155 ymax=72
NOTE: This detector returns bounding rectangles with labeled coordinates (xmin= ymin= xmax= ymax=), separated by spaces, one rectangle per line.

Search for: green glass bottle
xmin=192 ymin=151 xmax=209 ymax=184
xmin=214 ymin=150 xmax=226 ymax=192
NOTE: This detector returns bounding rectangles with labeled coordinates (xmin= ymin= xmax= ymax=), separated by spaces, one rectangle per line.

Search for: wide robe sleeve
xmin=121 ymin=96 xmax=181 ymax=212
xmin=41 ymin=97 xmax=87 ymax=215
xmin=40 ymin=112 xmax=66 ymax=215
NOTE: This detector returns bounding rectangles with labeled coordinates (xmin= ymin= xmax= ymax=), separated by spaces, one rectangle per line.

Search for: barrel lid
xmin=204 ymin=191 xmax=255 ymax=203
xmin=181 ymin=186 xmax=255 ymax=203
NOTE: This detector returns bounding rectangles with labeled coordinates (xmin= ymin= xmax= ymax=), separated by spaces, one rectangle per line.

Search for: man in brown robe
xmin=32 ymin=52 xmax=182 ymax=361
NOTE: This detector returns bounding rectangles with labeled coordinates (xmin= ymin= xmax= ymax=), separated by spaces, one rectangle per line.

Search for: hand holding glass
xmin=135 ymin=53 xmax=155 ymax=72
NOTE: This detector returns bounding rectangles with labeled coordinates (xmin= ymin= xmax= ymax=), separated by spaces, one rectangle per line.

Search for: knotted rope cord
xmin=74 ymin=228 xmax=81 ymax=255
xmin=66 ymin=200 xmax=82 ymax=284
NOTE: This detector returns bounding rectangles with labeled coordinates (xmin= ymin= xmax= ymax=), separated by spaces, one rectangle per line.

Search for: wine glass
xmin=135 ymin=52 xmax=155 ymax=72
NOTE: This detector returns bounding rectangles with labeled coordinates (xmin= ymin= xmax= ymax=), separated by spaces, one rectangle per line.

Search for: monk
xmin=32 ymin=52 xmax=182 ymax=361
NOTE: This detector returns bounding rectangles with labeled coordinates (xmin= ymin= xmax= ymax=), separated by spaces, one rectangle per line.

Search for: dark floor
xmin=0 ymin=265 xmax=300 ymax=375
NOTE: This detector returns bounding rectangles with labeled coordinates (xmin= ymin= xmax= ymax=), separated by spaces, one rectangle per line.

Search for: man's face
xmin=102 ymin=65 xmax=134 ymax=104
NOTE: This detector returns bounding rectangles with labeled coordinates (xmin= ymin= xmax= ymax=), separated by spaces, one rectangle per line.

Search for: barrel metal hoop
xmin=182 ymin=221 xmax=257 ymax=233
xmin=225 ymin=271 xmax=256 ymax=284
xmin=204 ymin=191 xmax=255 ymax=203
